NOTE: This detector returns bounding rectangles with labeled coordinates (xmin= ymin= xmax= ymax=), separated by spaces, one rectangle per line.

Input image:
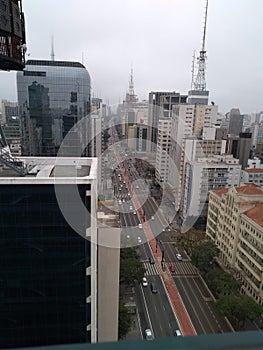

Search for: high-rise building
xmin=206 ymin=184 xmax=263 ymax=305
xmin=167 ymin=102 xmax=218 ymax=210
xmin=1 ymin=99 xmax=19 ymax=124
xmin=0 ymin=99 xmax=21 ymax=155
xmin=17 ymin=60 xmax=91 ymax=156
xmin=228 ymin=108 xmax=244 ymax=136
xmin=181 ymin=155 xmax=241 ymax=229
xmin=155 ymin=118 xmax=172 ymax=184
xmin=0 ymin=156 xmax=119 ymax=347
xmin=147 ymin=91 xmax=187 ymax=153
xmin=226 ymin=132 xmax=252 ymax=169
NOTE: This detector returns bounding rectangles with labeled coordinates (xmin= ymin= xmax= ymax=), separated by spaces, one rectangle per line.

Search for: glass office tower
xmin=0 ymin=157 xmax=98 ymax=348
xmin=17 ymin=60 xmax=91 ymax=156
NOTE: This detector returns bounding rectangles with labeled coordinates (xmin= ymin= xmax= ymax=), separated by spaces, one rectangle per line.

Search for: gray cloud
xmin=1 ymin=0 xmax=263 ymax=114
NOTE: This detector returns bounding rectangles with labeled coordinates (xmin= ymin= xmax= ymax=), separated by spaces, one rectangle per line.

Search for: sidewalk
xmin=125 ymin=311 xmax=142 ymax=340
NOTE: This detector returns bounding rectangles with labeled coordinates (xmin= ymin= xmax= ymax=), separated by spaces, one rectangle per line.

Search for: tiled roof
xmin=235 ymin=183 xmax=263 ymax=195
xmin=244 ymin=168 xmax=263 ymax=173
xmin=210 ymin=188 xmax=229 ymax=197
xmin=243 ymin=203 xmax=263 ymax=228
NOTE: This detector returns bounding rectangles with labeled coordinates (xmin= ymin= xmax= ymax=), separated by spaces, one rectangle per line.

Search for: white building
xmin=181 ymin=155 xmax=241 ymax=227
xmin=167 ymin=103 xmax=218 ymax=210
xmin=241 ymin=168 xmax=263 ymax=186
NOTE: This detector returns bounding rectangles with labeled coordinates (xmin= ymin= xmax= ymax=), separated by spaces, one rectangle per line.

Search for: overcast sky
xmin=1 ymin=0 xmax=263 ymax=114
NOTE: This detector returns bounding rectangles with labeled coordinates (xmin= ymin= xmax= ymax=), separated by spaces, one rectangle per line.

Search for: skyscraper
xmin=17 ymin=60 xmax=91 ymax=156
xmin=0 ymin=157 xmax=99 ymax=347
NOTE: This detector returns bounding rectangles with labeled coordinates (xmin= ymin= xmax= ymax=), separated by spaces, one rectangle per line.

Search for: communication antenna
xmin=193 ymin=0 xmax=208 ymax=91
xmin=51 ymin=35 xmax=55 ymax=61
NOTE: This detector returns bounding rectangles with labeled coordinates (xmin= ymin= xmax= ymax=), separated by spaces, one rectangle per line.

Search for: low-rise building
xmin=241 ymin=168 xmax=263 ymax=186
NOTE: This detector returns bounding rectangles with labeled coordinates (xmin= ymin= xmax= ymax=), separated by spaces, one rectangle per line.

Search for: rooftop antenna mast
xmin=51 ymin=35 xmax=55 ymax=61
xmin=129 ymin=64 xmax=135 ymax=96
xmin=193 ymin=0 xmax=208 ymax=91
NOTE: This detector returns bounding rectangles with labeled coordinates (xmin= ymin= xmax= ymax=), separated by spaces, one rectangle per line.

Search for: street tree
xmin=217 ymin=295 xmax=263 ymax=329
xmin=118 ymin=301 xmax=131 ymax=339
xmin=120 ymin=258 xmax=145 ymax=284
xmin=191 ymin=240 xmax=219 ymax=274
xmin=206 ymin=269 xmax=242 ymax=297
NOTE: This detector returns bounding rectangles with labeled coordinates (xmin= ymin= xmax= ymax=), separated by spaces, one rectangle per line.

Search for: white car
xmin=138 ymin=223 xmax=142 ymax=229
xmin=137 ymin=236 xmax=142 ymax=243
xmin=118 ymin=200 xmax=122 ymax=204
xmin=129 ymin=205 xmax=133 ymax=210
xmin=142 ymin=277 xmax=148 ymax=287
xmin=176 ymin=253 xmax=182 ymax=261
xmin=145 ymin=329 xmax=153 ymax=341
xmin=174 ymin=329 xmax=182 ymax=336
xmin=151 ymin=216 xmax=154 ymax=220
xmin=133 ymin=210 xmax=136 ymax=215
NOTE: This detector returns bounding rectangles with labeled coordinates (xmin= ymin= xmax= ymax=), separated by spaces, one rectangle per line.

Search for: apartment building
xmin=241 ymin=168 xmax=263 ymax=186
xmin=155 ymin=118 xmax=171 ymax=183
xmin=181 ymin=155 xmax=241 ymax=229
xmin=206 ymin=184 xmax=263 ymax=305
xmin=168 ymin=103 xmax=218 ymax=210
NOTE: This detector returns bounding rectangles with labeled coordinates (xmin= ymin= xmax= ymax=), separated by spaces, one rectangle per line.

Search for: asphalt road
xmin=111 ymin=128 xmax=233 ymax=337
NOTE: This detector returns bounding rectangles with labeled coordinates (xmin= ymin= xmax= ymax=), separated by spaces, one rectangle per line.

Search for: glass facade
xmin=17 ymin=60 xmax=91 ymax=156
xmin=0 ymin=184 xmax=91 ymax=348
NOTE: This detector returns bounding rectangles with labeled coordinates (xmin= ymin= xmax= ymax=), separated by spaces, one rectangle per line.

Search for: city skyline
xmin=0 ymin=0 xmax=263 ymax=114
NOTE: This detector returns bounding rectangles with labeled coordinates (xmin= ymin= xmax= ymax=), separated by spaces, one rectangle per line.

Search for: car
xmin=137 ymin=236 xmax=142 ymax=243
xmin=145 ymin=328 xmax=153 ymax=341
xmin=151 ymin=216 xmax=154 ymax=220
xmin=126 ymin=235 xmax=130 ymax=239
xmin=168 ymin=228 xmax=171 ymax=231
xmin=122 ymin=199 xmax=125 ymax=202
xmin=174 ymin=329 xmax=182 ymax=336
xmin=136 ymin=185 xmax=139 ymax=189
xmin=176 ymin=253 xmax=182 ymax=261
xmin=142 ymin=277 xmax=148 ymax=287
xmin=169 ymin=264 xmax=175 ymax=273
xmin=129 ymin=205 xmax=133 ymax=210
xmin=118 ymin=200 xmax=122 ymax=204
xmin=133 ymin=210 xmax=136 ymax=215
xmin=138 ymin=223 xmax=142 ymax=229
xmin=150 ymin=282 xmax=157 ymax=294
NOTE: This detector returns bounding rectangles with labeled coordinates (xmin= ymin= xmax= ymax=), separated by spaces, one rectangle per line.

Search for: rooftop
xmin=210 ymin=188 xmax=229 ymax=197
xmin=26 ymin=59 xmax=86 ymax=68
xmin=243 ymin=203 xmax=263 ymax=228
xmin=235 ymin=183 xmax=263 ymax=195
xmin=0 ymin=157 xmax=97 ymax=184
xmin=244 ymin=168 xmax=263 ymax=174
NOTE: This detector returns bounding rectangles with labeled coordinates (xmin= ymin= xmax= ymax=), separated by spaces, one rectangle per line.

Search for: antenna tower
xmin=51 ymin=36 xmax=55 ymax=61
xmin=192 ymin=0 xmax=208 ymax=91
xmin=129 ymin=64 xmax=135 ymax=96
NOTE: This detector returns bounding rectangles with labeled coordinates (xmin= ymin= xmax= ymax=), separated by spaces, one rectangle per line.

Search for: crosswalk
xmin=142 ymin=262 xmax=159 ymax=276
xmin=168 ymin=262 xmax=199 ymax=276
xmin=142 ymin=261 xmax=199 ymax=276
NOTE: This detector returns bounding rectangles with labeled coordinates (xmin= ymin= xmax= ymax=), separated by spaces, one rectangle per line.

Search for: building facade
xmin=181 ymin=155 xmax=241 ymax=229
xmin=206 ymin=184 xmax=263 ymax=305
xmin=155 ymin=118 xmax=171 ymax=183
xmin=0 ymin=157 xmax=100 ymax=347
xmin=241 ymin=168 xmax=263 ymax=186
xmin=17 ymin=60 xmax=91 ymax=156
xmin=167 ymin=103 xmax=218 ymax=210
xmin=147 ymin=91 xmax=187 ymax=153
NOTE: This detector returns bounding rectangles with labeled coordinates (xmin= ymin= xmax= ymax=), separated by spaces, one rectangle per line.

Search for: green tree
xmin=118 ymin=301 xmax=131 ymax=339
xmin=206 ymin=269 xmax=242 ymax=297
xmin=190 ymin=240 xmax=219 ymax=274
xmin=217 ymin=295 xmax=263 ymax=330
xmin=120 ymin=257 xmax=145 ymax=285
